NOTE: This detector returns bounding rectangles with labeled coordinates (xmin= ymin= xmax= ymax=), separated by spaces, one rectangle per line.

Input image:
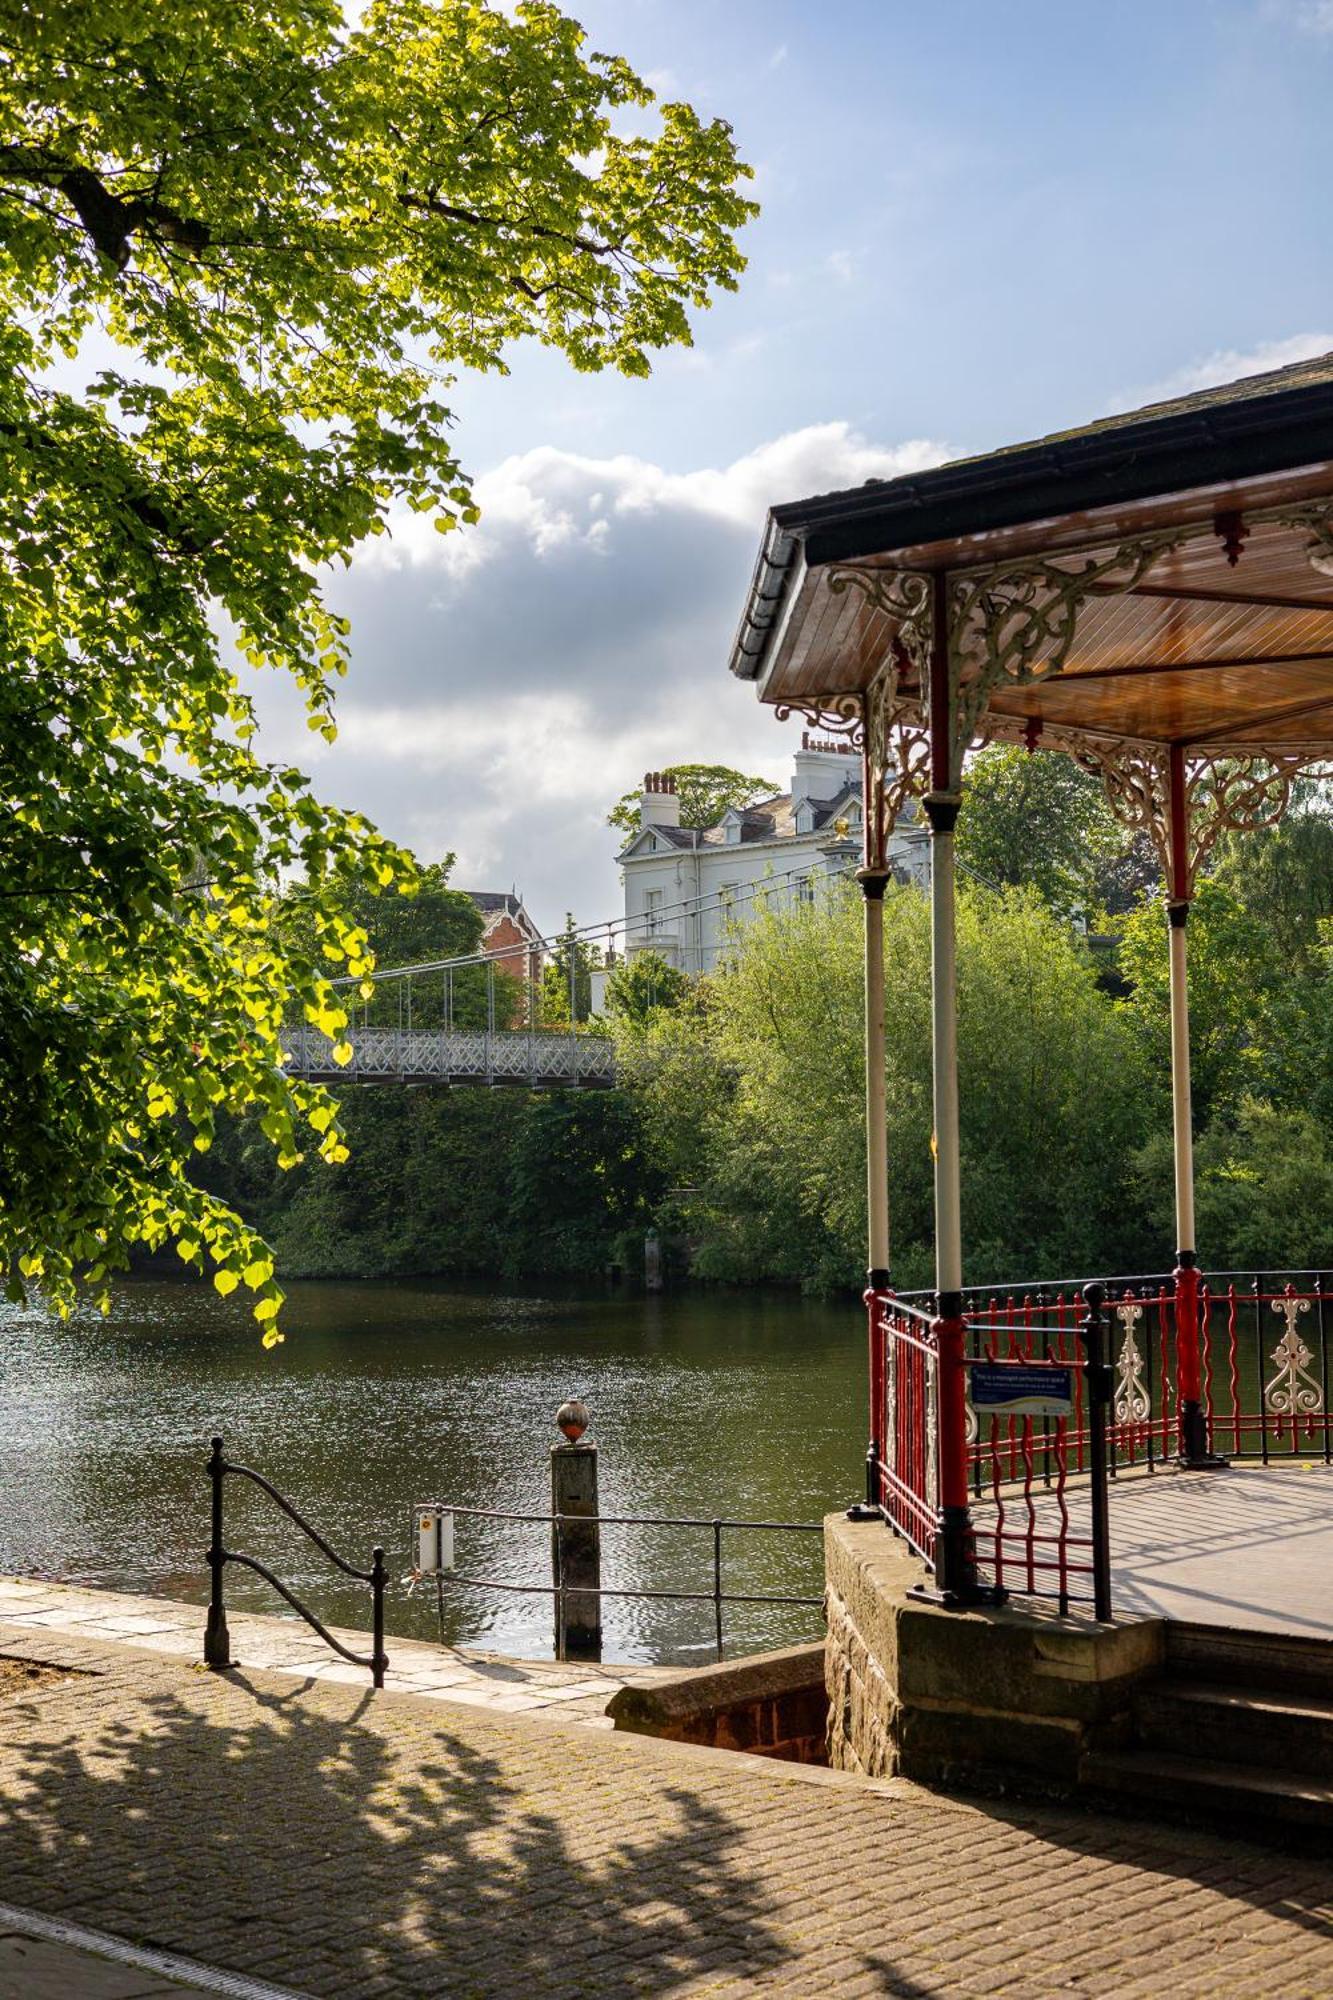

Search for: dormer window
xmin=795 ymin=802 xmax=815 ymax=834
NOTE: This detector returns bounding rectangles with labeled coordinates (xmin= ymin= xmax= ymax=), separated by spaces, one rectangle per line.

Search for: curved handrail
xmin=222 ymin=1551 xmax=376 ymax=1669
xmin=204 ymin=1438 xmax=387 ymax=1689
xmin=220 ymin=1458 xmax=373 ymax=1581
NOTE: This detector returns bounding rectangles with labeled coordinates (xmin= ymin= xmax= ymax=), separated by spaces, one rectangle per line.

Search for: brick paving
xmin=1 ymin=1620 xmax=1331 ymax=1998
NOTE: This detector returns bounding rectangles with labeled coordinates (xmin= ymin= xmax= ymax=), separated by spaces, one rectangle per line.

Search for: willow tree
xmin=0 ymin=0 xmax=754 ymax=1335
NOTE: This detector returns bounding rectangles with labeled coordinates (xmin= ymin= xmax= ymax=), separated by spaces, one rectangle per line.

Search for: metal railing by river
xmin=202 ymin=1407 xmax=825 ymax=1689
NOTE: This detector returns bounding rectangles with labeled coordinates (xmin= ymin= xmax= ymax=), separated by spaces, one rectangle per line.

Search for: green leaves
xmin=0 ymin=0 xmax=753 ymax=1338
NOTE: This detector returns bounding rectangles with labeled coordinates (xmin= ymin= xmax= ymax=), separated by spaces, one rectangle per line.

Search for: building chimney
xmin=792 ymin=736 xmax=856 ymax=807
xmin=639 ymin=770 xmax=681 ymax=830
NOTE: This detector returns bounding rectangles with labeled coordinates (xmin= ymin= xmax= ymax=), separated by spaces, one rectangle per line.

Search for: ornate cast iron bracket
xmin=1069 ymin=740 xmax=1326 ymax=898
xmin=776 ymin=565 xmax=934 ymax=873
xmin=944 ymin=530 xmax=1185 ymax=788
xmin=1276 ymin=501 xmax=1333 ymax=578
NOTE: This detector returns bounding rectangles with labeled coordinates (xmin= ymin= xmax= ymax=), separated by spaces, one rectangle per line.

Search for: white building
xmin=615 ymin=736 xmax=929 ymax=974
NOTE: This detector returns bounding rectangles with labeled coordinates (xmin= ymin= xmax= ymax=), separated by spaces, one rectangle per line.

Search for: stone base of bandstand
xmin=824 ymin=1513 xmax=1163 ymax=1793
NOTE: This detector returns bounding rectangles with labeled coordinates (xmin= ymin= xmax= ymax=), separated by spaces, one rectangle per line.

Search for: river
xmin=0 ymin=1277 xmax=863 ymax=1665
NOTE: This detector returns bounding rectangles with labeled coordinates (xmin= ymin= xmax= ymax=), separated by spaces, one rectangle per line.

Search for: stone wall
xmin=825 ymin=1514 xmax=1166 ymax=1795
xmin=607 ymin=1643 xmax=829 ymax=1763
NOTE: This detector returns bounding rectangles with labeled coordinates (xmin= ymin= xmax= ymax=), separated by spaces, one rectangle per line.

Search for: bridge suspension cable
xmin=330 ymin=855 xmax=859 ymax=988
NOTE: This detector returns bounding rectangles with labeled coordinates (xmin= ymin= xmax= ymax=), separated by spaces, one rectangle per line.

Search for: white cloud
xmin=826 ymin=249 xmax=856 ymax=286
xmin=767 ymin=43 xmax=789 ymax=69
xmin=251 ymin=423 xmax=949 ymax=930
xmin=1137 ymin=332 xmax=1333 ymax=404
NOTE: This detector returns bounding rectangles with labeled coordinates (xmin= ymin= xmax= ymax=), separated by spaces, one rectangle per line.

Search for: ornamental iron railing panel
xmin=282 ymin=1025 xmax=616 ymax=1088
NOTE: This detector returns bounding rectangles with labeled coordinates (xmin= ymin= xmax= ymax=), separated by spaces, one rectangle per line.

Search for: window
xmin=645 ymin=887 xmax=663 ymax=934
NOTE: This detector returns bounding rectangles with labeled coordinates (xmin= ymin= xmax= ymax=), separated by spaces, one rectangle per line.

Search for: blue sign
xmin=970 ymin=1362 xmax=1074 ymax=1418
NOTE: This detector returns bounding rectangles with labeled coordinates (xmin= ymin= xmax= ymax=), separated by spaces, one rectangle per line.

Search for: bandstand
xmin=730 ymin=355 xmax=1333 ymax=1810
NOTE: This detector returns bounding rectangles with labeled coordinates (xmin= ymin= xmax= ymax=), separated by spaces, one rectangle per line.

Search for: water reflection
xmin=0 ymin=1277 xmax=861 ymax=1664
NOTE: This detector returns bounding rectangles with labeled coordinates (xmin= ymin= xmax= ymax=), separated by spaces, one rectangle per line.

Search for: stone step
xmin=1164 ymin=1621 xmax=1333 ymax=1699
xmin=1082 ymin=1747 xmax=1333 ymax=1834
xmin=1134 ymin=1681 xmax=1333 ymax=1780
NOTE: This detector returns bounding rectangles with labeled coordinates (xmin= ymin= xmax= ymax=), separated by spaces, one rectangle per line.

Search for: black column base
xmin=204 ymin=1604 xmax=231 ymax=1670
xmin=907 ymin=1506 xmax=1008 ymax=1609
xmin=1177 ymin=1399 xmax=1230 ymax=1471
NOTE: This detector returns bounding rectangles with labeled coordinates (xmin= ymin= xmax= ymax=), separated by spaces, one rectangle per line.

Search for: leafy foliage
xmin=1116 ymin=881 xmax=1279 ymax=1129
xmin=630 ymin=882 xmax=1149 ymax=1292
xmin=607 ymin=763 xmax=775 ymax=838
xmin=605 ymin=950 xmax=689 ymax=1025
xmin=201 ymin=1086 xmax=663 ymax=1282
xmin=957 ymin=745 xmax=1126 ymax=920
xmin=0 ymin=0 xmax=753 ymax=1331
xmin=1211 ymin=782 xmax=1333 ymax=965
xmin=539 ymin=916 xmax=602 ymax=1026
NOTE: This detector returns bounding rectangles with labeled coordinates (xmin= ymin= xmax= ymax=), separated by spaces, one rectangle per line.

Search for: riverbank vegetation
xmin=200 ymin=756 xmax=1333 ymax=1295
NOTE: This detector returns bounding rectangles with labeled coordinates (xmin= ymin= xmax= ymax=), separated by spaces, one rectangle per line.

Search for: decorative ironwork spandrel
xmin=1265 ymin=1292 xmax=1323 ymax=1418
xmin=1113 ymin=1298 xmax=1151 ymax=1427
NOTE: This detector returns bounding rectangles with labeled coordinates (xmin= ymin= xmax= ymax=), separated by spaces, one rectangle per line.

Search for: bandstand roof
xmin=730 ymin=353 xmax=1333 ymax=759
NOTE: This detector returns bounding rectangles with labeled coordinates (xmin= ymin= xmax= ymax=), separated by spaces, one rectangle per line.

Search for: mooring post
xmin=205 ymin=1435 xmax=231 ymax=1670
xmin=551 ymin=1399 xmax=601 ymax=1661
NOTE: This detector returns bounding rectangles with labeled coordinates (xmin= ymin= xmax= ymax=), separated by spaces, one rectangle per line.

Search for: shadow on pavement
xmin=0 ymin=1669 xmax=790 ymax=1996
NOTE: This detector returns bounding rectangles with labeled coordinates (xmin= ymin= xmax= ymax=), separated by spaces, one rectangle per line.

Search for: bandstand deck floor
xmin=1057 ymin=1461 xmax=1333 ymax=1638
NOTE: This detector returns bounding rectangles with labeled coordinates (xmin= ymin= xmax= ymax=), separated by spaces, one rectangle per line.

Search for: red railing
xmin=865 ymin=1287 xmax=1112 ymax=1616
xmin=864 ymin=1267 xmax=1333 ymax=1620
xmin=869 ymin=1294 xmax=940 ymax=1560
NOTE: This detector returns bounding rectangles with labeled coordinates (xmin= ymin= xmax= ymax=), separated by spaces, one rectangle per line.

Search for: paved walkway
xmin=1 ymin=1619 xmax=1330 ymax=1998
xmin=0 ymin=1575 xmax=672 ymax=1726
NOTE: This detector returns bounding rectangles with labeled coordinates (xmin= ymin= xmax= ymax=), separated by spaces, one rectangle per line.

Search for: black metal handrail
xmin=413 ymin=1503 xmax=825 ymax=1661
xmin=205 ymin=1437 xmax=388 ymax=1689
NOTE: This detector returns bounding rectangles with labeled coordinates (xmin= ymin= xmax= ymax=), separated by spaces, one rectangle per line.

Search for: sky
xmin=253 ymin=0 xmax=1333 ymax=942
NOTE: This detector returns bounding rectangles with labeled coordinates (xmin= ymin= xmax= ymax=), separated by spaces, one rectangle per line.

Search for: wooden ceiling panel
xmin=762 ymin=494 xmax=1333 ymax=753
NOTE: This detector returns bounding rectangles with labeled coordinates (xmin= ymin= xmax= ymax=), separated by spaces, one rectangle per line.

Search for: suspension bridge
xmin=281 ymin=858 xmax=849 ymax=1090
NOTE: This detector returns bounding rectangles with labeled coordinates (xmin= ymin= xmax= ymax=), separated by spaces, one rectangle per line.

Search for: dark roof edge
xmin=729 ymin=514 xmax=803 ymax=684
xmin=729 ymin=374 xmax=1333 ymax=683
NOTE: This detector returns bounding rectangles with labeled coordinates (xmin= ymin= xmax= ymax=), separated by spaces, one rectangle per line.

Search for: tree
xmin=1134 ymin=1098 xmax=1333 ymax=1273
xmin=1211 ymin=780 xmax=1333 ymax=964
xmin=605 ymin=949 xmax=688 ymax=1025
xmin=1117 ymin=881 xmax=1279 ymax=1129
xmin=0 ymin=1 xmax=754 ymax=1333
xmin=958 ymin=745 xmax=1125 ymax=920
xmin=283 ymin=858 xmax=523 ymax=1030
xmin=540 ymin=916 xmax=600 ymax=1026
xmin=607 ymin=763 xmax=775 ymax=838
xmin=641 ymin=879 xmax=1150 ymax=1291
